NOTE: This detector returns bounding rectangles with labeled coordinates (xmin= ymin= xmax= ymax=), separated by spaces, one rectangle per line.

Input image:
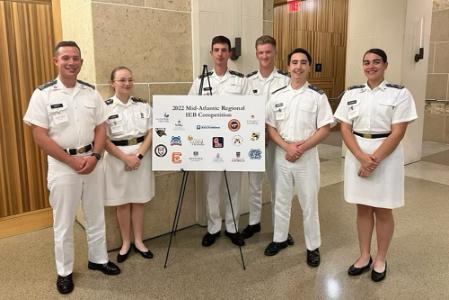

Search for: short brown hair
xmin=255 ymin=35 xmax=276 ymax=48
xmin=53 ymin=41 xmax=81 ymax=57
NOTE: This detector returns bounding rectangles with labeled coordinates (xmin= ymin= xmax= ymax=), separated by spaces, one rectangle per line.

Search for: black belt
xmin=64 ymin=143 xmax=93 ymax=155
xmin=353 ymin=131 xmax=390 ymax=139
xmin=112 ymin=136 xmax=145 ymax=146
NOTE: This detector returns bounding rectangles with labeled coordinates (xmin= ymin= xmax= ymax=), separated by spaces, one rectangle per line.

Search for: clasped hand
xmin=69 ymin=156 xmax=97 ymax=174
xmin=357 ymin=153 xmax=379 ymax=177
xmin=285 ymin=141 xmax=305 ymax=162
xmin=124 ymin=154 xmax=141 ymax=171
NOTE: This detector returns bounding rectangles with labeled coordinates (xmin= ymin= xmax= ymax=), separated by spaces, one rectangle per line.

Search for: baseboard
xmin=0 ymin=208 xmax=53 ymax=239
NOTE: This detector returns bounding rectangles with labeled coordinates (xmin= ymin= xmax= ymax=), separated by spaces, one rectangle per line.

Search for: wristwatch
xmin=91 ymin=152 xmax=101 ymax=161
xmin=137 ymin=153 xmax=144 ymax=160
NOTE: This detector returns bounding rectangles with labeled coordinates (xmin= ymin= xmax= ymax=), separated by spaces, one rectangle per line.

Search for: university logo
xmin=213 ymin=153 xmax=223 ymax=162
xmin=155 ymin=128 xmax=166 ymax=137
xmin=232 ymin=151 xmax=245 ymax=162
xmin=228 ymin=119 xmax=241 ymax=132
xmin=187 ymin=135 xmax=205 ymax=146
xmin=250 ymin=132 xmax=260 ymax=141
xmin=170 ymin=136 xmax=182 ymax=146
xmin=172 ymin=152 xmax=182 ymax=163
xmin=232 ymin=135 xmax=243 ymax=146
xmin=248 ymin=149 xmax=262 ymax=160
xmin=154 ymin=144 xmax=167 ymax=157
xmin=212 ymin=137 xmax=224 ymax=148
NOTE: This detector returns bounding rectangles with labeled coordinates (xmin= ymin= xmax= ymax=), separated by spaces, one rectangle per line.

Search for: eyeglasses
xmin=114 ymin=78 xmax=134 ymax=83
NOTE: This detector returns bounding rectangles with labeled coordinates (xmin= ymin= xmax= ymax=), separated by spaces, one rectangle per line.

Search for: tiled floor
xmin=0 ymin=139 xmax=448 ymax=299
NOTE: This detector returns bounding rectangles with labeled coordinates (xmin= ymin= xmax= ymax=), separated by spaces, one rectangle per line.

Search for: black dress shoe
xmin=56 ymin=273 xmax=74 ymax=294
xmin=133 ymin=244 xmax=154 ymax=259
xmin=264 ymin=241 xmax=288 ymax=256
xmin=225 ymin=231 xmax=245 ymax=246
xmin=307 ymin=248 xmax=320 ymax=267
xmin=348 ymin=256 xmax=372 ymax=276
xmin=88 ymin=261 xmax=121 ymax=275
xmin=202 ymin=231 xmax=220 ymax=247
xmin=287 ymin=233 xmax=295 ymax=246
xmin=117 ymin=246 xmax=131 ymax=263
xmin=371 ymin=262 xmax=387 ymax=282
xmin=241 ymin=223 xmax=261 ymax=239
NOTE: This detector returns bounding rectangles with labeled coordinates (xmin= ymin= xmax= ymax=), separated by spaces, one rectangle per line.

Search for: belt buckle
xmin=78 ymin=146 xmax=86 ymax=154
xmin=363 ymin=133 xmax=372 ymax=139
xmin=128 ymin=137 xmax=138 ymax=145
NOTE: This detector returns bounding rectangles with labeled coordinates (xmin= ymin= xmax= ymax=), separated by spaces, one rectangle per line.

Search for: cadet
xmin=265 ymin=48 xmax=334 ymax=268
xmin=241 ymin=35 xmax=291 ymax=242
xmin=189 ymin=35 xmax=251 ymax=247
xmin=23 ymin=41 xmax=120 ymax=295
xmin=334 ymin=48 xmax=417 ymax=282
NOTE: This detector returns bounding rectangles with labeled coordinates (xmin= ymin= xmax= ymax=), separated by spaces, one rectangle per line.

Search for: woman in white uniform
xmin=334 ymin=49 xmax=417 ymax=282
xmin=104 ymin=66 xmax=155 ymax=262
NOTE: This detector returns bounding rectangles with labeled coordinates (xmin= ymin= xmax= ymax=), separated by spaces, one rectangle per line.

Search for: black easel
xmin=164 ymin=65 xmax=246 ymax=270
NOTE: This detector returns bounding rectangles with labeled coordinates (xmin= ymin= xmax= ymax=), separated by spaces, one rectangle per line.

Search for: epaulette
xmin=105 ymin=98 xmax=114 ymax=105
xmin=38 ymin=80 xmax=57 ymax=90
xmin=308 ymin=84 xmax=325 ymax=95
xmin=277 ymin=69 xmax=288 ymax=76
xmin=77 ymin=79 xmax=95 ymax=89
xmin=198 ymin=71 xmax=213 ymax=79
xmin=386 ymin=83 xmax=404 ymax=89
xmin=229 ymin=70 xmax=244 ymax=78
xmin=246 ymin=70 xmax=257 ymax=78
xmin=131 ymin=96 xmax=146 ymax=103
xmin=271 ymin=85 xmax=287 ymax=95
xmin=348 ymin=84 xmax=365 ymax=90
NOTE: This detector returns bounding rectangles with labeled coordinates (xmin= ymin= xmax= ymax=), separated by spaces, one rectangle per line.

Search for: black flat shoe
xmin=264 ymin=241 xmax=288 ymax=256
xmin=202 ymin=231 xmax=220 ymax=247
xmin=371 ymin=262 xmax=387 ymax=282
xmin=348 ymin=256 xmax=372 ymax=276
xmin=117 ymin=246 xmax=131 ymax=263
xmin=307 ymin=248 xmax=320 ymax=267
xmin=133 ymin=244 xmax=154 ymax=259
xmin=225 ymin=231 xmax=245 ymax=246
xmin=56 ymin=273 xmax=74 ymax=294
xmin=241 ymin=223 xmax=261 ymax=239
xmin=88 ymin=261 xmax=121 ymax=275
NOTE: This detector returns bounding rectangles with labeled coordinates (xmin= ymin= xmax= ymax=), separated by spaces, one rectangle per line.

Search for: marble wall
xmin=263 ymin=0 xmax=274 ymax=36
xmin=424 ymin=1 xmax=449 ymax=143
xmin=60 ymin=0 xmax=196 ymax=250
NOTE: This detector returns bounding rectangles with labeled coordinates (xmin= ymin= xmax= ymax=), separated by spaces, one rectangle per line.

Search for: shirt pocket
xmin=134 ymin=107 xmax=150 ymax=133
xmin=107 ymin=113 xmax=124 ymax=136
xmin=47 ymin=102 xmax=69 ymax=128
xmin=81 ymin=98 xmax=97 ymax=127
xmin=298 ymin=100 xmax=317 ymax=127
xmin=376 ymin=97 xmax=395 ymax=123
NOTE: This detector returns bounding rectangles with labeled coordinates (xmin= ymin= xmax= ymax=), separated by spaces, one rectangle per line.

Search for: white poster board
xmin=152 ymin=95 xmax=265 ymax=171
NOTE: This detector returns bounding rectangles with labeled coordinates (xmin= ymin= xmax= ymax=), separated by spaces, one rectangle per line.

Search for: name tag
xmin=53 ymin=112 xmax=69 ymax=125
xmin=50 ymin=103 xmax=63 ymax=109
xmin=347 ymin=100 xmax=357 ymax=105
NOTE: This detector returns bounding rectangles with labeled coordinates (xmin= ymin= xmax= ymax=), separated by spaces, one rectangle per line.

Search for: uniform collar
xmin=365 ymin=80 xmax=388 ymax=92
xmin=211 ymin=69 xmax=231 ymax=82
xmin=54 ymin=77 xmax=82 ymax=94
xmin=256 ymin=67 xmax=278 ymax=81
xmin=288 ymin=81 xmax=309 ymax=94
xmin=112 ymin=94 xmax=133 ymax=107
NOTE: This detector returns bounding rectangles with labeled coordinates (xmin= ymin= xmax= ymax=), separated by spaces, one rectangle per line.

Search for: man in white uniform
xmin=189 ymin=35 xmax=251 ymax=247
xmin=23 ymin=41 xmax=120 ymax=294
xmin=241 ymin=35 xmax=291 ymax=242
xmin=265 ymin=48 xmax=334 ymax=267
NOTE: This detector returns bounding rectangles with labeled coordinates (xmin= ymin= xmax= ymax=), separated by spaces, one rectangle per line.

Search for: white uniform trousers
xmin=204 ymin=171 xmax=241 ymax=234
xmin=247 ymin=141 xmax=276 ymax=225
xmin=48 ymin=159 xmax=108 ymax=276
xmin=273 ymin=146 xmax=321 ymax=250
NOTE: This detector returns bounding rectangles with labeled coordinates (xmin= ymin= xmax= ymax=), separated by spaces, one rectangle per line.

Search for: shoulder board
xmin=77 ymin=79 xmax=95 ymax=89
xmin=198 ymin=71 xmax=213 ymax=79
xmin=277 ymin=69 xmax=288 ymax=76
xmin=308 ymin=84 xmax=324 ymax=95
xmin=246 ymin=70 xmax=257 ymax=78
xmin=229 ymin=70 xmax=244 ymax=78
xmin=38 ymin=80 xmax=57 ymax=90
xmin=271 ymin=85 xmax=288 ymax=95
xmin=105 ymin=98 xmax=114 ymax=105
xmin=386 ymin=83 xmax=404 ymax=89
xmin=131 ymin=96 xmax=146 ymax=103
xmin=348 ymin=84 xmax=365 ymax=90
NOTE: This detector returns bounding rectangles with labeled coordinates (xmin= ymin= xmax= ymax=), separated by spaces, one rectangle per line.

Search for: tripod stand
xmin=163 ymin=65 xmax=246 ymax=270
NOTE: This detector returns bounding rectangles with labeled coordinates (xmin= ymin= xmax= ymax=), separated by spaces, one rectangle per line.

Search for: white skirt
xmin=344 ymin=135 xmax=404 ymax=209
xmin=104 ymin=143 xmax=155 ymax=206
